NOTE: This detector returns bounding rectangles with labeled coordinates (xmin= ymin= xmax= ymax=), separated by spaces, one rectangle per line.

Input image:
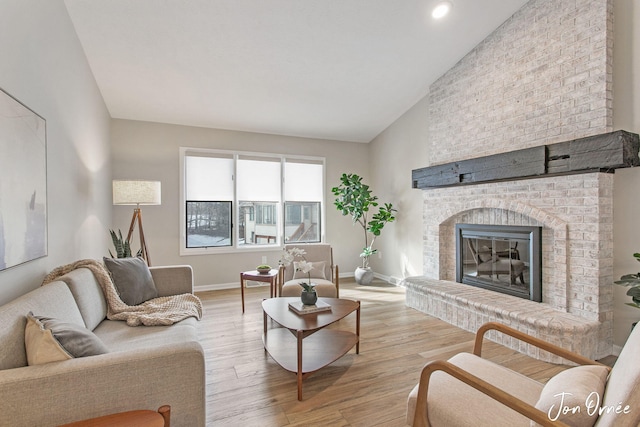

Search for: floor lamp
xmin=112 ymin=180 xmax=161 ymax=266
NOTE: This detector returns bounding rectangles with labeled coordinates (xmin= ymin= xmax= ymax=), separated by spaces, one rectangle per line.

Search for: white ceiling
xmin=63 ymin=0 xmax=529 ymax=143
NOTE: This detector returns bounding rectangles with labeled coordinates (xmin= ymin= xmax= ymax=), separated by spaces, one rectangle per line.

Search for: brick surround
xmin=404 ymin=0 xmax=615 ymax=360
xmin=405 ymin=173 xmax=613 ymax=360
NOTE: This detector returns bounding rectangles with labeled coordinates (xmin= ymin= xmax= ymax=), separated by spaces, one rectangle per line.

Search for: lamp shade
xmin=113 ymin=180 xmax=161 ymax=205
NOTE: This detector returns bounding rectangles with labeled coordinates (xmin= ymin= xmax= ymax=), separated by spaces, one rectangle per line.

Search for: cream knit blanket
xmin=43 ymin=259 xmax=203 ymax=327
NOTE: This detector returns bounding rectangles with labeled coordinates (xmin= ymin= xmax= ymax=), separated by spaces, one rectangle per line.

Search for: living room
xmin=1 ymin=0 xmax=640 ymax=425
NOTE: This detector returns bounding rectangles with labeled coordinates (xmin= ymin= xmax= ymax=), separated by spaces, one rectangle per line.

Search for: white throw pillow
xmin=293 ymin=261 xmax=327 ymax=280
xmin=532 ymin=364 xmax=609 ymax=427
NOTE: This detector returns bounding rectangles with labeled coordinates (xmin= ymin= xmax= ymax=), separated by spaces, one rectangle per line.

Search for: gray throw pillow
xmin=25 ymin=312 xmax=108 ymax=365
xmin=103 ymin=256 xmax=158 ymax=306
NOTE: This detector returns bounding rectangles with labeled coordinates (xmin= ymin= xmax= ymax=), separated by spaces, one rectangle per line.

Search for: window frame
xmin=179 ymin=147 xmax=326 ymax=255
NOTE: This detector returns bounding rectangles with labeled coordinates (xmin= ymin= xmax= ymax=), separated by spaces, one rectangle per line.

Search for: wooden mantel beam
xmin=412 ymin=130 xmax=640 ymax=189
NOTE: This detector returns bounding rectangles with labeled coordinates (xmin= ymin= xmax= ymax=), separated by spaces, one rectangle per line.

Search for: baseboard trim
xmin=195 ymin=282 xmax=238 ymax=292
xmin=194 ymin=272 xmax=402 ymax=292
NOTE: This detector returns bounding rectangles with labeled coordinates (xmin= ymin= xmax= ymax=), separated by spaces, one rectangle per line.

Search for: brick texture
xmin=411 ymin=0 xmax=615 ymax=359
xmin=428 ymin=0 xmax=613 ymax=165
xmin=414 ymin=173 xmax=613 ymax=359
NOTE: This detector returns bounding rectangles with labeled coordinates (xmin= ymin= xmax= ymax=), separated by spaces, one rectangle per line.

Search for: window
xmin=180 ymin=148 xmax=325 ymax=254
xmin=283 ymin=159 xmax=323 ymax=243
xmin=237 ymin=155 xmax=281 ymax=246
xmin=186 ymin=201 xmax=232 ymax=248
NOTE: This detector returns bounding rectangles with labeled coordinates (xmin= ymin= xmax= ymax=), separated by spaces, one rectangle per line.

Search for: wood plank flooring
xmin=196 ymin=279 xmax=574 ymax=426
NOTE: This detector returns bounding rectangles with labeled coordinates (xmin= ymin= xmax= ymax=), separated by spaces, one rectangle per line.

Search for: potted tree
xmin=331 ymin=173 xmax=396 ymax=285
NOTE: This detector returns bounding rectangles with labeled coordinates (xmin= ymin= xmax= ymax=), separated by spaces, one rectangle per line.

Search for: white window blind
xmin=185 ymin=154 xmax=233 ymax=201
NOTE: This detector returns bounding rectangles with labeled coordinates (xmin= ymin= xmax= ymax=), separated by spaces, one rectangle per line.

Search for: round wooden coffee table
xmin=262 ymin=297 xmax=360 ymax=400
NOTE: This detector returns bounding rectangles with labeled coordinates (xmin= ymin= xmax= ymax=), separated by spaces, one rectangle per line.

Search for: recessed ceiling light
xmin=432 ymin=1 xmax=452 ymax=19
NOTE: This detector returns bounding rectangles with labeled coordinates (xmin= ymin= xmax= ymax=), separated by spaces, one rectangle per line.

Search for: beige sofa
xmin=0 ymin=264 xmax=205 ymax=426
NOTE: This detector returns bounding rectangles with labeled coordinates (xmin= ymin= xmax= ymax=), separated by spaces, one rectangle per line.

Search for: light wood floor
xmin=196 ymin=279 xmax=574 ymax=426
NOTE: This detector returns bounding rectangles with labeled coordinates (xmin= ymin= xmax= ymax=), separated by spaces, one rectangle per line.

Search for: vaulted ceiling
xmin=64 ymin=0 xmax=529 ymax=143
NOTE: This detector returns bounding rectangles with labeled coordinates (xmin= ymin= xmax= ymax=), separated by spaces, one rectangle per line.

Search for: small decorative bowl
xmin=256 ymin=266 xmax=271 ymax=274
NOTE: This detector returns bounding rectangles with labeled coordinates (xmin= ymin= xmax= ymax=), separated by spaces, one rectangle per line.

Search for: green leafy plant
xmin=109 ymin=229 xmax=142 ymax=258
xmin=615 ymin=253 xmax=640 ymax=309
xmin=331 ymin=173 xmax=397 ymax=268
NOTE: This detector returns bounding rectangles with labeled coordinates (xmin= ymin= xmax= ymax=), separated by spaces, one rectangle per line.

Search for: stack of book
xmin=288 ymin=299 xmax=332 ymax=315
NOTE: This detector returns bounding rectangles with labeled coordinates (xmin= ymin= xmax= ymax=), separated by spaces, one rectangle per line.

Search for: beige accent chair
xmin=407 ymin=321 xmax=640 ymax=427
xmin=279 ymin=243 xmax=339 ymax=298
xmin=468 ymin=240 xmax=527 ymax=285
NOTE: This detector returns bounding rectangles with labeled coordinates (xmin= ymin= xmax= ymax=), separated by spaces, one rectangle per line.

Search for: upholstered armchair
xmin=407 ymin=321 xmax=640 ymax=427
xmin=279 ymin=243 xmax=339 ymax=298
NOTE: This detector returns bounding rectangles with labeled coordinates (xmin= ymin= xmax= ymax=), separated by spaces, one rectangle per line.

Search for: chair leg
xmin=158 ymin=405 xmax=171 ymax=427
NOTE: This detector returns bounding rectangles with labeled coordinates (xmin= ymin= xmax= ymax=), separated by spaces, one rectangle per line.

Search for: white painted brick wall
xmin=412 ymin=0 xmax=615 ymax=359
xmin=428 ymin=0 xmax=613 ymax=166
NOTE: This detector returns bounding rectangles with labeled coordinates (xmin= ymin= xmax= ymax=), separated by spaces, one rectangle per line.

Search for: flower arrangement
xmin=280 ymin=247 xmax=315 ymax=292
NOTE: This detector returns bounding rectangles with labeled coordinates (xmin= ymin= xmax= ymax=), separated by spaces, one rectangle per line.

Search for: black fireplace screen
xmin=455 ymin=224 xmax=542 ymax=302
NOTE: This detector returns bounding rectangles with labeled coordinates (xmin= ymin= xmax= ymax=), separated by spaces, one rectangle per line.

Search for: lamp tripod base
xmin=126 ymin=207 xmax=151 ymax=266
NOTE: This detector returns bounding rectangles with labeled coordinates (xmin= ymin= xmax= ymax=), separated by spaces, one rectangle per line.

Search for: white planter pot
xmin=354 ymin=267 xmax=374 ymax=285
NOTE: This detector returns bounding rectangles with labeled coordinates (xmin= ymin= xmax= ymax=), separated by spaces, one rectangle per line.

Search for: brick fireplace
xmin=400 ymin=0 xmax=622 ymax=361
xmin=404 ymin=172 xmax=613 ymax=361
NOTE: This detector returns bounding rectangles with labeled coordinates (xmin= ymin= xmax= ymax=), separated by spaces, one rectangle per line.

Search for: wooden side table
xmin=59 ymin=405 xmax=170 ymax=427
xmin=240 ymin=269 xmax=279 ymax=313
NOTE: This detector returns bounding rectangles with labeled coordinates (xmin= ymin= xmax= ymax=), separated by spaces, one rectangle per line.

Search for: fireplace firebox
xmin=455 ymin=224 xmax=542 ymax=302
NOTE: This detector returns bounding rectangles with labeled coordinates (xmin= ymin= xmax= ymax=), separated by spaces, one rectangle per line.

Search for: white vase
xmin=354 ymin=267 xmax=374 ymax=285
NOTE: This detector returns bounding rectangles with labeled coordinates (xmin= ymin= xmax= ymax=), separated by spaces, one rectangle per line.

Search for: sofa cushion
xmin=533 ymin=364 xmax=609 ymax=427
xmin=58 ymin=267 xmax=108 ymax=330
xmin=103 ymin=257 xmax=158 ymax=306
xmin=25 ymin=312 xmax=108 ymax=365
xmin=0 ymin=281 xmax=85 ymax=370
xmin=281 ymin=279 xmax=337 ymax=298
xmin=93 ymin=316 xmax=198 ymax=352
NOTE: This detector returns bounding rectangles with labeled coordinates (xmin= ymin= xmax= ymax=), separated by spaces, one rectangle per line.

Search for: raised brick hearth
xmin=403 ymin=173 xmax=613 ymax=361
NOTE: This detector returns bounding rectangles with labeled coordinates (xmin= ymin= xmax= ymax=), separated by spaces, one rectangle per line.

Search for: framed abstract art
xmin=0 ymin=88 xmax=47 ymax=271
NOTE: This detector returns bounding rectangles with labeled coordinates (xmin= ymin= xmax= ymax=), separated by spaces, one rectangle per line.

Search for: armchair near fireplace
xmin=467 ymin=240 xmax=526 ymax=285
xmin=407 ymin=321 xmax=640 ymax=427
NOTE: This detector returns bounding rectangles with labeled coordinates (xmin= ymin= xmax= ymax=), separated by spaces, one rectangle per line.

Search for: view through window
xmin=181 ymin=148 xmax=324 ymax=253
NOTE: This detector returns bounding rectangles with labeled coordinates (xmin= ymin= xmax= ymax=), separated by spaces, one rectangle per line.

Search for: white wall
xmin=110 ymin=119 xmax=369 ymax=289
xmin=612 ymin=0 xmax=640 ymax=347
xmin=0 ymin=0 xmax=112 ymax=305
xmin=368 ymin=96 xmax=430 ymax=282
